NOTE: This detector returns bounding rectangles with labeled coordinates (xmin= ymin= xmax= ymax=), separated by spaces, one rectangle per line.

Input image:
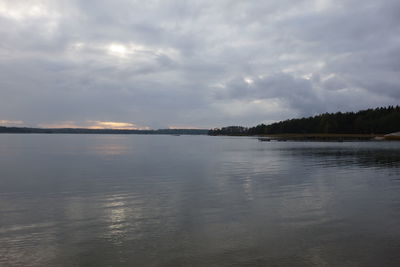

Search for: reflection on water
xmin=279 ymin=144 xmax=400 ymax=170
xmin=0 ymin=135 xmax=400 ymax=266
xmin=93 ymin=144 xmax=129 ymax=155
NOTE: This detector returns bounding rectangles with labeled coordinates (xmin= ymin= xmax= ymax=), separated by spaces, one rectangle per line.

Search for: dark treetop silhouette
xmin=209 ymin=106 xmax=400 ymax=136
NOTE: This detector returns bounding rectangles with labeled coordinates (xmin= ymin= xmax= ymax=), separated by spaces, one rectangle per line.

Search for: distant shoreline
xmin=257 ymin=133 xmax=386 ymax=141
xmin=0 ymin=126 xmax=209 ymax=135
xmin=215 ymin=133 xmax=399 ymax=141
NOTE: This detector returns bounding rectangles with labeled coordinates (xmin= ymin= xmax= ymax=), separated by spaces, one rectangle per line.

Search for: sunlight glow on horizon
xmin=0 ymin=120 xmax=24 ymax=126
xmin=2 ymin=120 xmax=207 ymax=130
xmin=38 ymin=120 xmax=150 ymax=130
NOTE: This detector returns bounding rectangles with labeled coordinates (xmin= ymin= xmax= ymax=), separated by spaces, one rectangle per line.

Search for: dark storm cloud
xmin=0 ymin=0 xmax=399 ymax=128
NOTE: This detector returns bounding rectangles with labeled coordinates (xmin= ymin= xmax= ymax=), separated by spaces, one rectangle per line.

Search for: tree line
xmin=209 ymin=106 xmax=400 ymax=135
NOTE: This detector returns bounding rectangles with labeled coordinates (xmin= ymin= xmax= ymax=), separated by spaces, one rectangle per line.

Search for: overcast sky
xmin=0 ymin=0 xmax=399 ymax=129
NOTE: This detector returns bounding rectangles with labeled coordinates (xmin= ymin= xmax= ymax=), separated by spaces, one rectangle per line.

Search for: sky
xmin=0 ymin=0 xmax=399 ymax=129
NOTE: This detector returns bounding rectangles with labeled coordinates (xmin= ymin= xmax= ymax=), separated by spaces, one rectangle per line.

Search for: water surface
xmin=1 ymin=135 xmax=400 ymax=266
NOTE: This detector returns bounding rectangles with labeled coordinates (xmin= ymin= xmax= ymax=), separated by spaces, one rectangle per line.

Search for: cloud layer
xmin=0 ymin=0 xmax=399 ymax=128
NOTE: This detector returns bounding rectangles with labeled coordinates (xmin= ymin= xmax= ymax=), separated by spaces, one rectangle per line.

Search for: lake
xmin=1 ymin=134 xmax=400 ymax=266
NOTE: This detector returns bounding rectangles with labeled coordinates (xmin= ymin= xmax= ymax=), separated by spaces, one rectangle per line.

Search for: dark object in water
xmin=258 ymin=137 xmax=271 ymax=142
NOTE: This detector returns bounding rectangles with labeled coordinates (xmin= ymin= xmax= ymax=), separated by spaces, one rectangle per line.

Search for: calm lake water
xmin=1 ymin=134 xmax=400 ymax=266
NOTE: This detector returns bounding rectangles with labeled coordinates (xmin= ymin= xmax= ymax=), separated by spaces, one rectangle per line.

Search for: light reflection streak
xmin=92 ymin=144 xmax=129 ymax=155
xmin=101 ymin=193 xmax=146 ymax=243
xmin=243 ymin=176 xmax=254 ymax=201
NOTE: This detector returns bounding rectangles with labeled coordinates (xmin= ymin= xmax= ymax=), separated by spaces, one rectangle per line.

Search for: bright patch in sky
xmin=0 ymin=2 xmax=52 ymax=20
xmin=108 ymin=44 xmax=128 ymax=57
xmin=244 ymin=78 xmax=254 ymax=84
xmin=314 ymin=0 xmax=334 ymax=12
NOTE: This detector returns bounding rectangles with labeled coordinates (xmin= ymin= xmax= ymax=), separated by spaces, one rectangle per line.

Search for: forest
xmin=209 ymin=106 xmax=400 ymax=136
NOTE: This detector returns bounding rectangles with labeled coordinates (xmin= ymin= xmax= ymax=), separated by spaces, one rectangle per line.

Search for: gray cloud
xmin=0 ymin=0 xmax=399 ymax=128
